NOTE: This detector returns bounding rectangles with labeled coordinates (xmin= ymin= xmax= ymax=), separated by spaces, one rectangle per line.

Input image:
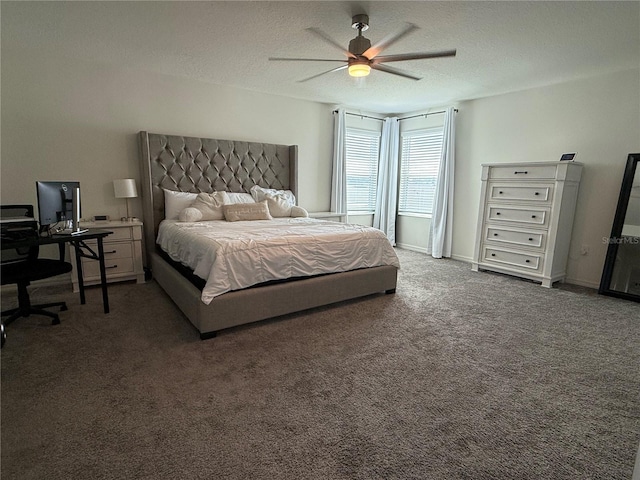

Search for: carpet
xmin=1 ymin=249 xmax=639 ymax=479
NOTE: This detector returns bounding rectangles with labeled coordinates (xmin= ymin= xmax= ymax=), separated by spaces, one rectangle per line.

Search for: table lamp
xmin=113 ymin=179 xmax=138 ymax=221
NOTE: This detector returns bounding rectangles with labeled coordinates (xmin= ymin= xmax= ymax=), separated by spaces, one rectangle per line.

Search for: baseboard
xmin=396 ymin=245 xmax=475 ymax=265
xmin=564 ymin=276 xmax=600 ymax=289
xmin=396 ymin=243 xmax=428 ymax=254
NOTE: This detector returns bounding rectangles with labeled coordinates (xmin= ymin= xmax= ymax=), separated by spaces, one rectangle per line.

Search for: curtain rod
xmin=398 ymin=108 xmax=458 ymax=121
xmin=332 ymin=111 xmax=384 ymax=121
xmin=333 ymin=109 xmax=457 ymax=121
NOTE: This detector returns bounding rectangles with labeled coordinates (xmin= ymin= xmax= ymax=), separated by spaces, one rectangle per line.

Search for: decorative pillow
xmin=250 ymin=185 xmax=296 ymax=204
xmin=226 ymin=192 xmax=256 ymax=204
xmin=250 ymin=185 xmax=297 ymax=217
xmin=290 ymin=206 xmax=309 ymax=218
xmin=182 ymin=191 xmax=229 ymax=221
xmin=223 ymin=200 xmax=273 ymax=222
xmin=163 ymin=189 xmax=198 ymax=220
xmin=178 ymin=207 xmax=203 ymax=222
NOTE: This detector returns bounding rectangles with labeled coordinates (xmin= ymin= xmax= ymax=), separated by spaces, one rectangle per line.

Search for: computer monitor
xmin=36 ymin=181 xmax=81 ymax=230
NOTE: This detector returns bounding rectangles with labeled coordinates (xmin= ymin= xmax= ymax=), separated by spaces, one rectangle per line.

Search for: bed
xmin=138 ymin=131 xmax=399 ymax=339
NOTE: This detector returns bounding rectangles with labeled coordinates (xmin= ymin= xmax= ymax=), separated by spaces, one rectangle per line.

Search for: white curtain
xmin=373 ymin=117 xmax=399 ymax=245
xmin=330 ymin=108 xmax=347 ymax=218
xmin=428 ymin=107 xmax=456 ymax=258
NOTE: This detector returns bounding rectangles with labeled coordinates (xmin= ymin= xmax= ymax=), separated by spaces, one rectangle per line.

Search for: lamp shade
xmin=113 ymin=179 xmax=138 ymax=199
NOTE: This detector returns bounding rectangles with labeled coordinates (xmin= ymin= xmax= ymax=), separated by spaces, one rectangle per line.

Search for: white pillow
xmin=250 ymin=185 xmax=296 ymax=204
xmin=178 ymin=207 xmax=203 ymax=222
xmin=183 ymin=191 xmax=229 ymax=221
xmin=163 ymin=189 xmax=198 ymax=220
xmin=226 ymin=192 xmax=256 ymax=204
xmin=250 ymin=185 xmax=296 ymax=217
xmin=290 ymin=206 xmax=309 ymax=218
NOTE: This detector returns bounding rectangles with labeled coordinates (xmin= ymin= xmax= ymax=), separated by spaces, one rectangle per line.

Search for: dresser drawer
xmin=485 ymin=226 xmax=545 ymax=250
xmin=487 ymin=205 xmax=550 ymax=228
xmin=489 ymin=164 xmax=558 ymax=180
xmin=489 ymin=184 xmax=552 ymax=203
xmin=482 ymin=247 xmax=543 ymax=273
xmin=81 ymin=257 xmax=134 ymax=278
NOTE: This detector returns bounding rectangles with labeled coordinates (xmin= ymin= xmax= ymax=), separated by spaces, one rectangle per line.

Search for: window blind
xmin=398 ymin=128 xmax=444 ymax=215
xmin=345 ymin=128 xmax=380 ymax=213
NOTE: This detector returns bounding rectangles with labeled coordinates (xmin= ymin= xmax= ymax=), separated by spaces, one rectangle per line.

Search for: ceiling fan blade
xmin=372 ymin=49 xmax=457 ymax=63
xmin=298 ymin=65 xmax=349 ymax=83
xmin=269 ymin=57 xmax=348 ymax=62
xmin=363 ymin=23 xmax=419 ymax=59
xmin=306 ymin=28 xmax=357 ymax=59
xmin=371 ymin=63 xmax=422 ymax=81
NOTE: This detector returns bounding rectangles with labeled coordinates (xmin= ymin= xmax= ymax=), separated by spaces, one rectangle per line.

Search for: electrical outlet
xmin=580 ymin=244 xmax=589 ymax=255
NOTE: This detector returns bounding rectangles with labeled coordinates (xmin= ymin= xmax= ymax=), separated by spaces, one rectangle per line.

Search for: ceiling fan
xmin=269 ymin=14 xmax=456 ymax=82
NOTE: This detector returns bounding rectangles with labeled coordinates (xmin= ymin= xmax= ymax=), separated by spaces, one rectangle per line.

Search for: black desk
xmin=2 ymin=229 xmax=113 ymax=313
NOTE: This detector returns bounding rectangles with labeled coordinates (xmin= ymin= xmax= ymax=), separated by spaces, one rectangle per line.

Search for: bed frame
xmin=138 ymin=131 xmax=397 ymax=338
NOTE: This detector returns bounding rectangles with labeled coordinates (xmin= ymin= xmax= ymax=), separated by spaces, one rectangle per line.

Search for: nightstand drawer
xmin=487 ymin=205 xmax=550 ymax=228
xmin=485 ymin=226 xmax=545 ymax=250
xmin=81 ymin=240 xmax=132 ymax=260
xmin=489 ymin=164 xmax=558 ymax=180
xmin=70 ymin=220 xmax=145 ymax=291
xmin=488 ymin=184 xmax=552 ymax=203
xmin=82 ymin=257 xmax=134 ymax=278
xmin=482 ymin=247 xmax=543 ymax=273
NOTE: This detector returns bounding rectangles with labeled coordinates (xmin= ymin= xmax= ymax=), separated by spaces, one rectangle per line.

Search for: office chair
xmin=1 ymin=205 xmax=72 ymax=330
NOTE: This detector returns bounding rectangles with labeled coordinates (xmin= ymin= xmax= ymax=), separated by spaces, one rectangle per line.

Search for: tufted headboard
xmin=138 ymin=131 xmax=298 ymax=265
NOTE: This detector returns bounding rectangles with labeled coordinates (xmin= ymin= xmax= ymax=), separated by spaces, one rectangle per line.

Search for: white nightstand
xmin=308 ymin=212 xmax=347 ymax=222
xmin=69 ymin=220 xmax=145 ymax=292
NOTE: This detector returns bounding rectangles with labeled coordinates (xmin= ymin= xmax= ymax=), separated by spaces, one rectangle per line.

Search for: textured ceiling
xmin=2 ymin=1 xmax=639 ymax=114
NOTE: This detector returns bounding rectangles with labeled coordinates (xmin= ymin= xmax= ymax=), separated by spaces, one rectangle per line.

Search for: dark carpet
xmin=1 ymin=249 xmax=639 ymax=479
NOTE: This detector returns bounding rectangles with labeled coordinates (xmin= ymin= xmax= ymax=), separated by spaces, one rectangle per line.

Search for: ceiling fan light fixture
xmin=348 ymin=63 xmax=371 ymax=77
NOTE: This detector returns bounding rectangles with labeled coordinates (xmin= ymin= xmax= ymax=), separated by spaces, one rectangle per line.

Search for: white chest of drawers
xmin=70 ymin=220 xmax=145 ymax=292
xmin=472 ymin=162 xmax=583 ymax=287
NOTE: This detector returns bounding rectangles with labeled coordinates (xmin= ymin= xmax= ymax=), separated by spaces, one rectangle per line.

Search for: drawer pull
xmin=491 ymin=253 xmax=496 ymax=257
xmin=493 ymin=233 xmax=498 ymax=236
xmin=529 ymin=238 xmax=534 ymax=241
xmin=531 ymin=215 xmax=537 ymax=219
xmin=499 ymin=191 xmax=503 ymax=194
xmin=496 ymin=212 xmax=501 ymax=215
xmin=106 ymin=264 xmax=118 ymax=269
xmin=514 ymin=171 xmax=528 ymax=175
xmin=525 ymin=260 xmax=530 ymax=263
xmin=534 ymin=192 xmax=540 ymax=196
xmin=105 ymin=250 xmax=117 ymax=254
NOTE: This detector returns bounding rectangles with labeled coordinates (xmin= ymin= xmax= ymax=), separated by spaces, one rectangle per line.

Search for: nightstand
xmin=69 ymin=220 xmax=144 ymax=292
xmin=308 ymin=212 xmax=347 ymax=222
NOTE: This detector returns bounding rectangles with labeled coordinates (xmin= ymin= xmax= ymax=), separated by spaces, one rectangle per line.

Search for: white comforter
xmin=157 ymin=218 xmax=400 ymax=304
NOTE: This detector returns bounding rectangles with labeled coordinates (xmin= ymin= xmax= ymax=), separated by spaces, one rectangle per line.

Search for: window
xmin=398 ymin=128 xmax=444 ymax=215
xmin=345 ymin=128 xmax=380 ymax=213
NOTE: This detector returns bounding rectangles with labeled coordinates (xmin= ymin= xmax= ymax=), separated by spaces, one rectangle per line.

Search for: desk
xmin=2 ymin=229 xmax=113 ymax=313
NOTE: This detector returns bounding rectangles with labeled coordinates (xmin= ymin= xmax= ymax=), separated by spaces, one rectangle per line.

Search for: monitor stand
xmin=52 ymin=186 xmax=89 ymax=235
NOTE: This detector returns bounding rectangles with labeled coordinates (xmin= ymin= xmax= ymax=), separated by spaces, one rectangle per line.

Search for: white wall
xmin=1 ymin=48 xmax=334 ymax=222
xmin=455 ymin=68 xmax=640 ymax=287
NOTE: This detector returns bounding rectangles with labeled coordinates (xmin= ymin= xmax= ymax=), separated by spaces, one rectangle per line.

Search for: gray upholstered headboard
xmin=138 ymin=131 xmax=298 ymax=266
